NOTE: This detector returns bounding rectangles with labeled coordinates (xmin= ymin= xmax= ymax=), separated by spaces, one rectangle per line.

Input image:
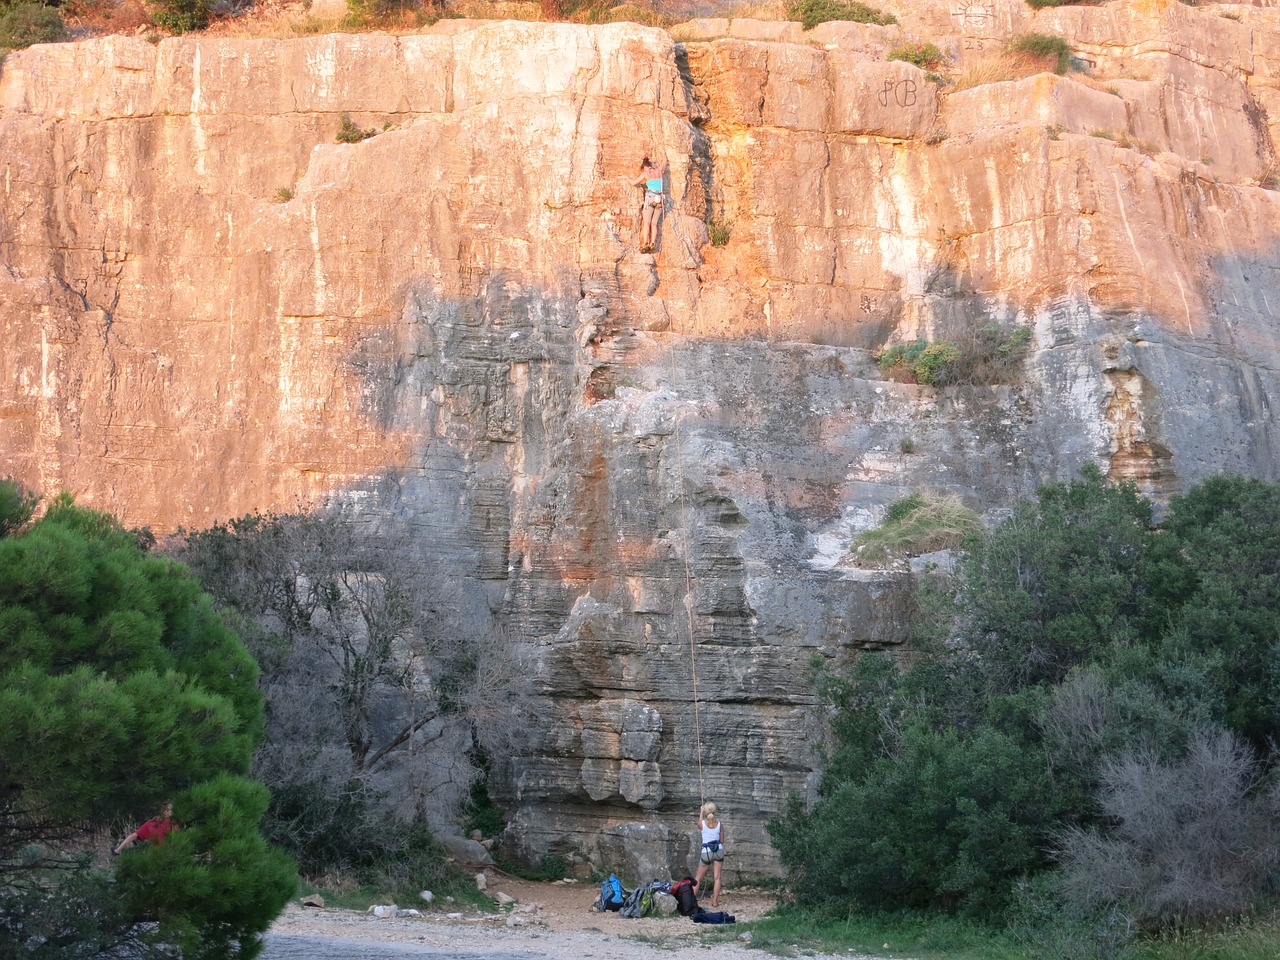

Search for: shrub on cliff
xmin=336 ymin=113 xmax=376 ymax=143
xmin=787 ymin=0 xmax=896 ymax=30
xmin=0 ymin=2 xmax=65 ymax=48
xmin=1008 ymin=32 xmax=1073 ymax=74
xmin=0 ymin=481 xmax=294 ymax=959
xmin=887 ymin=41 xmax=945 ymax=69
xmin=149 ymin=0 xmax=209 ymax=33
xmin=876 ymin=325 xmax=1032 ymax=386
xmin=846 ymin=492 xmax=981 ymax=567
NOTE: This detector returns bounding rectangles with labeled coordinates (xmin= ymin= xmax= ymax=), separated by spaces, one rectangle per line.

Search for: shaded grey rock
xmin=441 ymin=836 xmax=494 ymax=866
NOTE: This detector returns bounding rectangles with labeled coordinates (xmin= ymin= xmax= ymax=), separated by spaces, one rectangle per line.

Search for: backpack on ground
xmin=692 ymin=907 xmax=736 ymax=925
xmin=593 ymin=874 xmax=627 ymax=912
xmin=619 ymin=881 xmax=657 ymax=918
xmin=669 ymin=876 xmax=698 ymax=917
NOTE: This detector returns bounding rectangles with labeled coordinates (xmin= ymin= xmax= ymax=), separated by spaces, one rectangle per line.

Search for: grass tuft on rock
xmin=847 ymin=493 xmax=981 ymax=567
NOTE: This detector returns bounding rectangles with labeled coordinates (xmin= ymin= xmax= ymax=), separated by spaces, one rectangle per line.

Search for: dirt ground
xmin=265 ymin=875 xmax=870 ymax=960
xmin=272 ymin=873 xmax=773 ymax=936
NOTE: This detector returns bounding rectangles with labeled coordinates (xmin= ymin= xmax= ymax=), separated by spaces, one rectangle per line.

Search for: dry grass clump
xmin=59 ymin=0 xmax=154 ymax=35
xmin=846 ymin=493 xmax=982 ymax=568
xmin=951 ymin=51 xmax=1045 ymax=92
xmin=209 ymin=12 xmax=349 ymax=37
xmin=719 ymin=0 xmax=789 ymax=19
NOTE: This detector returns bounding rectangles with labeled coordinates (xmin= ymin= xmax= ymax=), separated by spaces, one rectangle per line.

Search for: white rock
xmin=505 ymin=915 xmax=527 ymax=927
xmin=369 ymin=905 xmax=398 ymax=918
xmin=475 ymin=872 xmax=487 ymax=891
xmin=420 ymin=890 xmax=434 ymax=903
xmin=739 ymin=931 xmax=753 ymax=942
xmin=494 ymin=891 xmax=516 ymax=905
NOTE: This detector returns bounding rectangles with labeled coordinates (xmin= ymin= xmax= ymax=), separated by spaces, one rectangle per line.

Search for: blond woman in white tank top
xmin=693 ymin=801 xmax=726 ymax=907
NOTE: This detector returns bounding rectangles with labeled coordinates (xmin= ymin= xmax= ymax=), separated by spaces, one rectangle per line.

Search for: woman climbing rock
xmin=631 ymin=155 xmax=667 ymax=253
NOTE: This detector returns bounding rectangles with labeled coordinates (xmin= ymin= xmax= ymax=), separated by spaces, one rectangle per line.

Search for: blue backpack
xmin=594 ymin=874 xmax=626 ymax=912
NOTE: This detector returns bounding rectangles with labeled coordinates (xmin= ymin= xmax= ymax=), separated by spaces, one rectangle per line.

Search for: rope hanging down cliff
xmin=669 ymin=345 xmax=706 ymax=805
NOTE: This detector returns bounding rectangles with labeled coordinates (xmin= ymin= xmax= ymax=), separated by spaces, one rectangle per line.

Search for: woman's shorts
xmin=645 ymin=192 xmax=663 ymax=208
xmin=700 ymin=841 xmax=725 ymax=864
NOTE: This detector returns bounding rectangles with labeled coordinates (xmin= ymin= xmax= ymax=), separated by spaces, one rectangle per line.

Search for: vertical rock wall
xmin=5 ymin=0 xmax=1280 ymax=876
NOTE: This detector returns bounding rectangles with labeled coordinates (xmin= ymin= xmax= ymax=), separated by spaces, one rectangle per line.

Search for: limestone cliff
xmin=4 ymin=0 xmax=1280 ymax=879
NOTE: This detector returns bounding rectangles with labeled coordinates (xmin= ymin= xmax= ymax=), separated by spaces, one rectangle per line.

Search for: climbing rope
xmin=669 ymin=344 xmax=706 ymax=807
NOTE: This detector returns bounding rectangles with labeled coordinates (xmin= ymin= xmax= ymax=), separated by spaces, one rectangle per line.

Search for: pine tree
xmin=0 ymin=482 xmax=295 ymax=959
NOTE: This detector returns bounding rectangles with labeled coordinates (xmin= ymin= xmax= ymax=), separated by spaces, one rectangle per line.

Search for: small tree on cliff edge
xmin=0 ymin=481 xmax=295 ymax=960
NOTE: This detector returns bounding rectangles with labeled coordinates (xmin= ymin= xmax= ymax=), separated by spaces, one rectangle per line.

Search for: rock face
xmin=5 ymin=0 xmax=1280 ymax=878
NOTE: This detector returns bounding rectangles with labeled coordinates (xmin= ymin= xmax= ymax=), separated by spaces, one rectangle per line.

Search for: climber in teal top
xmin=631 ymin=155 xmax=667 ymax=253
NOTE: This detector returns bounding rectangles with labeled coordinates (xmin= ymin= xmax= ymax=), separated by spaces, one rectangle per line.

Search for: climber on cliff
xmin=631 ymin=155 xmax=667 ymax=253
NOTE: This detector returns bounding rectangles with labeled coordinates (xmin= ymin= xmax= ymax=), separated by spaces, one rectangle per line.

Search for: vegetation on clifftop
xmin=787 ymin=0 xmax=896 ymax=30
xmin=0 ymin=1 xmax=65 ymax=49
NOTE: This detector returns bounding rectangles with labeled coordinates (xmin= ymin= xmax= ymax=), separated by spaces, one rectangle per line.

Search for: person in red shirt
xmin=114 ymin=803 xmax=177 ymax=854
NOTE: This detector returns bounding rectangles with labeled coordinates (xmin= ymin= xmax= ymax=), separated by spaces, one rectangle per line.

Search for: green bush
xmin=876 ymin=339 xmax=962 ymax=385
xmin=0 ymin=2 xmax=65 ymax=48
xmin=787 ymin=0 xmax=896 ymax=30
xmin=888 ymin=41 xmax=944 ymax=69
xmin=768 ymin=660 xmax=1059 ymax=911
xmin=150 ymin=0 xmax=210 ymax=32
xmin=116 ymin=775 xmax=296 ymax=958
xmin=877 ymin=327 xmax=1033 ymax=386
xmin=0 ymin=867 xmax=160 ymax=960
xmin=1156 ymin=474 xmax=1280 ymax=749
xmin=336 ymin=113 xmax=376 ymax=143
xmin=1009 ymin=32 xmax=1072 ymax=74
xmin=955 ymin=465 xmax=1159 ymax=692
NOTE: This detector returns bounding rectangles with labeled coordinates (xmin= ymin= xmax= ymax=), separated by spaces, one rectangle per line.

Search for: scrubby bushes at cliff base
xmin=173 ymin=509 xmax=536 ymax=898
xmin=771 ymin=469 xmax=1280 ymax=940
